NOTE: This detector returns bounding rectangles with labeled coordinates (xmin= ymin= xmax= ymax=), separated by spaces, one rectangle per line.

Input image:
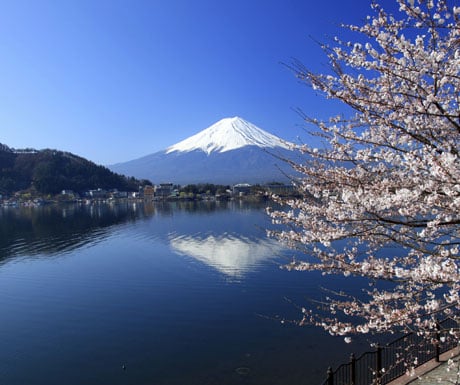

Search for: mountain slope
xmin=109 ymin=117 xmax=298 ymax=185
xmin=0 ymin=144 xmax=148 ymax=195
xmin=166 ymin=116 xmax=290 ymax=154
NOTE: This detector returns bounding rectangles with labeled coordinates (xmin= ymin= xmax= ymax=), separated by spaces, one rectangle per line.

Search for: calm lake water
xmin=0 ymin=201 xmax=368 ymax=385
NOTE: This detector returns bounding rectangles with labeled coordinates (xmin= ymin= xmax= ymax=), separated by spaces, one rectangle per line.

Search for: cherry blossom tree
xmin=268 ymin=0 xmax=460 ymax=374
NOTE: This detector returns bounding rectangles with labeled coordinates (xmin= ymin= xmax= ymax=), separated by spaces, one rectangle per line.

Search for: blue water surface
xmin=0 ymin=201 xmax=369 ymax=385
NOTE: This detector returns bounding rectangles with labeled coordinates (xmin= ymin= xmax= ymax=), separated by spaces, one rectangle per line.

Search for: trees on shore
xmin=268 ymin=0 xmax=460 ymax=370
xmin=0 ymin=146 xmax=148 ymax=195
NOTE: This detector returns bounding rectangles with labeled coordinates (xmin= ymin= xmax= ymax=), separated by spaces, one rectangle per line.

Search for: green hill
xmin=0 ymin=143 xmax=149 ymax=196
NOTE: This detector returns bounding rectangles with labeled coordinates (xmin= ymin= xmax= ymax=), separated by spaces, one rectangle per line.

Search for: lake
xmin=0 ymin=200 xmax=367 ymax=385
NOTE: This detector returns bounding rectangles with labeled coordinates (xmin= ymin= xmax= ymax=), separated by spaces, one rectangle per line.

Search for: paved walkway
xmin=388 ymin=348 xmax=460 ymax=385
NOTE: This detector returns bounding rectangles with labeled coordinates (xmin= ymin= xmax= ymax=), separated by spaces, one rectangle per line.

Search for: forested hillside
xmin=0 ymin=143 xmax=148 ymax=195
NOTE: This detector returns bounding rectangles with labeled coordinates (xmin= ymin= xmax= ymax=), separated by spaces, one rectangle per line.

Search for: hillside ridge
xmin=0 ymin=143 xmax=149 ymax=196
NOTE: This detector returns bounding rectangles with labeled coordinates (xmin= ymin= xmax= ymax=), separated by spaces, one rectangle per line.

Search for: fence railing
xmin=321 ymin=317 xmax=458 ymax=385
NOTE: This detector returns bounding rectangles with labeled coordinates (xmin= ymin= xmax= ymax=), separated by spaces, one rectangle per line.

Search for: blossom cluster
xmin=268 ymin=0 xmax=460 ymax=365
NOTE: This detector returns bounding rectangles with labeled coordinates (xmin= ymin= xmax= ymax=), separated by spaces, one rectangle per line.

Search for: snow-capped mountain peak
xmin=166 ymin=116 xmax=290 ymax=155
xmin=109 ymin=116 xmax=298 ymax=184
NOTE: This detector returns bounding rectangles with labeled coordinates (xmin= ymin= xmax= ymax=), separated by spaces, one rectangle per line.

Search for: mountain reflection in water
xmin=170 ymin=233 xmax=283 ymax=277
xmin=0 ymin=200 xmax=365 ymax=385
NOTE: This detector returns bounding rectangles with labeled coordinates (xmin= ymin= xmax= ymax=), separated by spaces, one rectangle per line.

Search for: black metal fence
xmin=321 ymin=318 xmax=458 ymax=385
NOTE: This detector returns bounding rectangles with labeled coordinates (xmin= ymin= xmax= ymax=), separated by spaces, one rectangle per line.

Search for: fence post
xmin=350 ymin=353 xmax=356 ymax=385
xmin=435 ymin=322 xmax=441 ymax=362
xmin=376 ymin=344 xmax=383 ymax=384
xmin=327 ymin=366 xmax=333 ymax=385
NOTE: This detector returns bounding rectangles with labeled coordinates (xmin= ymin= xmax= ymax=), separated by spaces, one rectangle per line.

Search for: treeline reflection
xmin=0 ymin=202 xmax=142 ymax=261
xmin=0 ymin=201 xmax=276 ymax=267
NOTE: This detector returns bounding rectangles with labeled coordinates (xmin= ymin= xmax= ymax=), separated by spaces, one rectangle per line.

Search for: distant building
xmin=265 ymin=183 xmax=296 ymax=196
xmin=109 ymin=189 xmax=128 ymax=199
xmin=88 ymin=188 xmax=107 ymax=199
xmin=143 ymin=185 xmax=155 ymax=200
xmin=154 ymin=183 xmax=174 ymax=198
xmin=61 ymin=190 xmax=80 ymax=199
xmin=232 ymin=183 xmax=252 ymax=196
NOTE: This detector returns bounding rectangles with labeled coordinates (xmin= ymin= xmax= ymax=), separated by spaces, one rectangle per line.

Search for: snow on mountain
xmin=109 ymin=117 xmax=298 ymax=185
xmin=169 ymin=233 xmax=283 ymax=277
xmin=166 ymin=116 xmax=291 ymax=155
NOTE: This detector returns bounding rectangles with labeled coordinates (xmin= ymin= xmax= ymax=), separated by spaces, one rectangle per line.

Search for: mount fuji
xmin=109 ymin=117 xmax=298 ymax=185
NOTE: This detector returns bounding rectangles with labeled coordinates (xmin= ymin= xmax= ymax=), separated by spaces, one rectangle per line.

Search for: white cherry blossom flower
xmin=268 ymin=0 xmax=460 ymax=374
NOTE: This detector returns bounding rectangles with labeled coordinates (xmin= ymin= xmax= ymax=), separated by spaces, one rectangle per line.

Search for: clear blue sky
xmin=0 ymin=0 xmax=395 ymax=165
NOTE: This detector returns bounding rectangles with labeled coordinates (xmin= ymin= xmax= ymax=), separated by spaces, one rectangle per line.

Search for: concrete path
xmin=388 ymin=348 xmax=460 ymax=385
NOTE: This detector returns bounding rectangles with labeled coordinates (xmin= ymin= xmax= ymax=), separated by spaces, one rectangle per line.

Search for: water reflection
xmin=170 ymin=233 xmax=283 ymax=277
xmin=0 ymin=202 xmax=146 ymax=261
xmin=0 ymin=201 xmax=276 ymax=268
xmin=0 ymin=200 xmax=362 ymax=385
